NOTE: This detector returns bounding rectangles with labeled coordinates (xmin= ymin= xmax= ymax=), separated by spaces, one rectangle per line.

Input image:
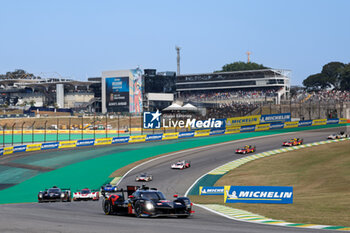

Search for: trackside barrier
xmin=0 ymin=118 xmax=348 ymax=156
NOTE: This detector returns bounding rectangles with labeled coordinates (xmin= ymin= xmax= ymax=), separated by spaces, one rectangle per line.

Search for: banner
xmin=225 ymin=127 xmax=240 ymax=134
xmin=94 ymin=138 xmax=113 ymax=145
xmin=199 ymin=186 xmax=224 ymax=195
xmin=224 ymin=186 xmax=293 ymax=204
xmin=13 ymin=145 xmax=27 ymax=153
xmin=312 ymin=119 xmax=327 ymax=126
xmin=76 ymin=139 xmax=95 ymax=147
xmin=178 ymin=131 xmax=195 ymax=138
xmin=129 ymin=135 xmax=146 ymax=143
xmin=162 ymin=132 xmax=179 ymax=140
xmin=209 ymin=129 xmax=225 ymax=135
xmin=145 ymin=134 xmax=163 ymax=141
xmin=112 ymin=136 xmax=130 ymax=144
xmin=260 ymin=113 xmax=291 ymax=123
xmin=226 ymin=115 xmax=260 ymax=127
xmin=298 ymin=120 xmax=312 ymax=127
xmin=59 ymin=141 xmax=77 ymax=148
xmin=26 ymin=144 xmax=42 ymax=152
xmin=3 ymin=147 xmax=13 ymax=155
xmin=339 ymin=118 xmax=347 ymax=124
xmin=269 ymin=122 xmax=285 ymax=129
xmin=194 ymin=130 xmax=211 ymax=137
xmin=326 ymin=118 xmax=339 ymax=124
xmin=41 ymin=142 xmax=59 ymax=150
xmin=284 ymin=121 xmax=299 ymax=128
xmin=240 ymin=125 xmax=256 ymax=132
xmin=0 ymin=148 xmax=3 ymax=156
xmin=255 ymin=124 xmax=270 ymax=131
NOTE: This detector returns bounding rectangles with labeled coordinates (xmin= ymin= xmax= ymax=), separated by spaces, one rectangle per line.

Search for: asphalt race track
xmin=0 ymin=127 xmax=347 ymax=233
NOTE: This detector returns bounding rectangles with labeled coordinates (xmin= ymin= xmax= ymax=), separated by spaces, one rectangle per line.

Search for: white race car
xmin=327 ymin=132 xmax=348 ymax=140
xmin=73 ymin=188 xmax=99 ymax=201
xmin=171 ymin=160 xmax=191 ymax=169
xmin=135 ymin=173 xmax=153 ymax=182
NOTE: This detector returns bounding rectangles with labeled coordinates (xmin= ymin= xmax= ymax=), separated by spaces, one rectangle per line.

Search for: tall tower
xmin=175 ymin=46 xmax=181 ymax=75
xmin=246 ymin=51 xmax=251 ymax=63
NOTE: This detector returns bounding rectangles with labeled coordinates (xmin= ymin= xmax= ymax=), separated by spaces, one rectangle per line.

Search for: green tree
xmin=321 ymin=62 xmax=345 ymax=89
xmin=219 ymin=61 xmax=269 ymax=72
xmin=340 ymin=64 xmax=350 ymax=90
xmin=302 ymin=73 xmax=331 ymax=90
xmin=4 ymin=69 xmax=38 ymax=79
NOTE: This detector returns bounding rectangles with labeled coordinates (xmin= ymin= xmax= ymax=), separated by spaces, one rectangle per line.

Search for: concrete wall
xmin=64 ymin=93 xmax=94 ymax=108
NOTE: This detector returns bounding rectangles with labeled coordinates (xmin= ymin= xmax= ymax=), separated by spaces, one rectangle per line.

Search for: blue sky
xmin=0 ymin=0 xmax=349 ymax=85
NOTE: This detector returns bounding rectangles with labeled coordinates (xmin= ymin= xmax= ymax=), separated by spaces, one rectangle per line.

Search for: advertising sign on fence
xmin=129 ymin=135 xmax=146 ymax=143
xmin=59 ymin=141 xmax=77 ymax=148
xmin=327 ymin=118 xmax=339 ymax=124
xmin=312 ymin=119 xmax=327 ymax=126
xmin=3 ymin=147 xmax=13 ymax=155
xmin=178 ymin=131 xmax=195 ymax=138
xmin=240 ymin=125 xmax=256 ymax=132
xmin=199 ymin=186 xmax=225 ymax=195
xmin=226 ymin=115 xmax=261 ymax=127
xmin=13 ymin=145 xmax=27 ymax=153
xmin=26 ymin=144 xmax=42 ymax=152
xmin=145 ymin=134 xmax=163 ymax=141
xmin=298 ymin=120 xmax=312 ymax=127
xmin=224 ymin=186 xmax=293 ymax=204
xmin=284 ymin=121 xmax=299 ymax=128
xmin=76 ymin=139 xmax=95 ymax=147
xmin=260 ymin=113 xmax=291 ymax=123
xmin=112 ymin=136 xmax=130 ymax=144
xmin=210 ymin=129 xmax=225 ymax=135
xmin=255 ymin=124 xmax=270 ymax=131
xmin=95 ymin=138 xmax=113 ymax=145
xmin=162 ymin=132 xmax=179 ymax=140
xmin=194 ymin=130 xmax=211 ymax=137
xmin=225 ymin=127 xmax=240 ymax=134
xmin=41 ymin=142 xmax=59 ymax=150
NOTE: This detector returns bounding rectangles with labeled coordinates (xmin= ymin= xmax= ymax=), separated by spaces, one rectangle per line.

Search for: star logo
xmin=143 ymin=110 xmax=162 ymax=129
xmin=150 ymin=110 xmax=161 ymax=122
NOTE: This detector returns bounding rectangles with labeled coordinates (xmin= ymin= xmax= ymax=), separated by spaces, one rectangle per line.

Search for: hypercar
xmin=327 ymin=132 xmax=348 ymax=140
xmin=38 ymin=186 xmax=71 ymax=203
xmin=101 ymin=184 xmax=118 ymax=198
xmin=171 ymin=160 xmax=191 ymax=169
xmin=136 ymin=173 xmax=153 ymax=182
xmin=235 ymin=145 xmax=256 ymax=154
xmin=73 ymin=188 xmax=100 ymax=201
xmin=103 ymin=185 xmax=194 ymax=218
xmin=282 ymin=138 xmax=303 ymax=146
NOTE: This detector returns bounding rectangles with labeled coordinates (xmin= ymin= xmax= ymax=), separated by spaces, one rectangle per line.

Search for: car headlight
xmin=61 ymin=193 xmax=65 ymax=198
xmin=145 ymin=202 xmax=154 ymax=210
xmin=39 ymin=194 xmax=43 ymax=198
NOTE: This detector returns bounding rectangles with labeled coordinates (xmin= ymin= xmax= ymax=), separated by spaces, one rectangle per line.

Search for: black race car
xmin=103 ymin=185 xmax=194 ymax=218
xmin=38 ymin=186 xmax=71 ymax=203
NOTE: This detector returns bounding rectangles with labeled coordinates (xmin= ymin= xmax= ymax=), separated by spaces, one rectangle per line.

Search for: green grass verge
xmin=0 ymin=124 xmax=345 ymax=204
xmin=191 ymin=140 xmax=350 ymax=226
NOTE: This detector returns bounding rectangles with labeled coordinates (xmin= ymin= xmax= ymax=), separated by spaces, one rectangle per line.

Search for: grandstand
xmin=175 ymin=69 xmax=290 ymax=118
xmin=176 ymin=69 xmax=290 ymax=104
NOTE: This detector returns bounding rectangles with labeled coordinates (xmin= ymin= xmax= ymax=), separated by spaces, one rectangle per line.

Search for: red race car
xmin=235 ymin=145 xmax=256 ymax=154
xmin=282 ymin=138 xmax=303 ymax=147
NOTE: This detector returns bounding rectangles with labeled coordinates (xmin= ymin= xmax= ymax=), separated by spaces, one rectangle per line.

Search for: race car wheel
xmin=134 ymin=201 xmax=142 ymax=218
xmin=103 ymin=200 xmax=113 ymax=215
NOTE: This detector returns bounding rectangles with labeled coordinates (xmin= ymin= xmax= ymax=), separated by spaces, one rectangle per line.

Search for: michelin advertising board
xmin=224 ymin=186 xmax=293 ymax=204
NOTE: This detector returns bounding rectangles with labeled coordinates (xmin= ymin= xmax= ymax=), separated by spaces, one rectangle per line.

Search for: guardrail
xmin=0 ymin=118 xmax=347 ymax=156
